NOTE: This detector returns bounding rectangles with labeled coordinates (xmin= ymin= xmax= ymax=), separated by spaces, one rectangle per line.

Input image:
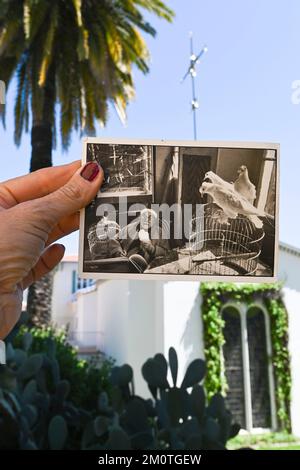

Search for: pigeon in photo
xmin=201 ymin=171 xmax=236 ymax=224
xmin=203 ymin=171 xmax=235 ymax=192
xmin=199 ymin=182 xmax=264 ymax=228
xmin=233 ymin=165 xmax=256 ymax=204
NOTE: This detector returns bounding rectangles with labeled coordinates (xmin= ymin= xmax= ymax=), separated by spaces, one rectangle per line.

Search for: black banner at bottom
xmin=1 ymin=450 xmax=299 ymax=466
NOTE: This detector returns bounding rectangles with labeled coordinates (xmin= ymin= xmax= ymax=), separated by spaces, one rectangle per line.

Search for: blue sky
xmin=1 ymin=0 xmax=300 ymax=253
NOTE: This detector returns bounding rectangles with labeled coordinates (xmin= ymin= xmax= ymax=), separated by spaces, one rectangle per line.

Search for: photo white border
xmin=79 ymin=138 xmax=279 ymax=283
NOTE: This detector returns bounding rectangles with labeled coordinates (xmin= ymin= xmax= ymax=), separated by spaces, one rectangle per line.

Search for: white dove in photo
xmin=233 ymin=165 xmax=256 ymax=204
xmin=199 ymin=182 xmax=264 ymax=229
xmin=203 ymin=171 xmax=235 ymax=192
xmin=201 ymin=171 xmax=238 ymax=224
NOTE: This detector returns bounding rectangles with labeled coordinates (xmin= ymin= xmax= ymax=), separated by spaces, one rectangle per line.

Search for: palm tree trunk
xmin=27 ymin=271 xmax=55 ymax=327
xmin=30 ymin=122 xmax=52 ymax=171
xmin=27 ymin=67 xmax=55 ymax=326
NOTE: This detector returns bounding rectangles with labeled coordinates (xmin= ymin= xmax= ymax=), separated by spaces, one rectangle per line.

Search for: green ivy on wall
xmin=200 ymin=282 xmax=291 ymax=432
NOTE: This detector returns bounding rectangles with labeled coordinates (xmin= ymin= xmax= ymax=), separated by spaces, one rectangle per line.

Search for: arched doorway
xmin=222 ymin=303 xmax=276 ymax=431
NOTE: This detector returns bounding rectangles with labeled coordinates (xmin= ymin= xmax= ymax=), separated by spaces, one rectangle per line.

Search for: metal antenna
xmin=181 ymin=32 xmax=208 ymax=140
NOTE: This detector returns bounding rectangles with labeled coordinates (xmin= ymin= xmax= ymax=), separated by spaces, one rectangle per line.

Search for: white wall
xmin=52 ymin=261 xmax=77 ymax=329
xmin=76 ymin=288 xmax=98 ymax=347
xmin=77 ymin=281 xmax=203 ymax=396
xmin=95 ymin=280 xmax=130 ymax=363
xmin=76 ymin=280 xmax=165 ymax=397
xmin=282 ymin=286 xmax=300 ymax=437
xmin=126 ymin=281 xmax=165 ymax=394
xmin=279 ymin=248 xmax=300 ymax=291
xmin=163 ymin=281 xmax=204 ymax=385
xmin=277 ymin=247 xmax=300 ymax=436
xmin=74 ymin=278 xmax=205 ymax=396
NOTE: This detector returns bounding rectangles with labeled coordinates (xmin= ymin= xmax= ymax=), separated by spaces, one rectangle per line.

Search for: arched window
xmin=222 ymin=302 xmax=277 ymax=432
xmin=247 ymin=306 xmax=271 ymax=428
xmin=223 ymin=305 xmax=246 ymax=429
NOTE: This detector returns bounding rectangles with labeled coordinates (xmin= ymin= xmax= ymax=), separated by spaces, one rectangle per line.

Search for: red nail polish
xmin=80 ymin=162 xmax=100 ymax=181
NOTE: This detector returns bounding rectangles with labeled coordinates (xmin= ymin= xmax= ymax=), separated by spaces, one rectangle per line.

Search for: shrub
xmin=12 ymin=326 xmax=114 ymax=411
xmin=0 ymin=337 xmax=240 ymax=450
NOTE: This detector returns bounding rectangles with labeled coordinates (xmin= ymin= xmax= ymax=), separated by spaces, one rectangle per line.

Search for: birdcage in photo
xmin=188 ymin=203 xmax=265 ymax=276
xmin=88 ymin=143 xmax=152 ymax=195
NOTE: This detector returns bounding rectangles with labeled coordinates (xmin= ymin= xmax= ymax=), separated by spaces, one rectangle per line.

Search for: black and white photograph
xmin=79 ymin=139 xmax=278 ymax=280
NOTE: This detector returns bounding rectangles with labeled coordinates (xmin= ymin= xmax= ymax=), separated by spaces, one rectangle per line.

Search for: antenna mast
xmin=181 ymin=32 xmax=208 ymax=140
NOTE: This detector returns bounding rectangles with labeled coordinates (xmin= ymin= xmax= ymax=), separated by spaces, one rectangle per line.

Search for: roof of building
xmin=279 ymin=242 xmax=300 ymax=258
xmin=62 ymin=255 xmax=78 ymax=263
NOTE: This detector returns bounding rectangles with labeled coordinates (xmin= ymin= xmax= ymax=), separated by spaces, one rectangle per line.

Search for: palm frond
xmin=0 ymin=19 xmax=21 ymax=55
xmin=132 ymin=0 xmax=174 ymax=22
xmin=23 ymin=0 xmax=31 ymax=39
xmin=0 ymin=0 xmax=174 ymax=149
xmin=38 ymin=5 xmax=58 ymax=87
xmin=72 ymin=0 xmax=90 ymax=60
xmin=23 ymin=0 xmax=49 ymax=42
xmin=14 ymin=53 xmax=30 ymax=145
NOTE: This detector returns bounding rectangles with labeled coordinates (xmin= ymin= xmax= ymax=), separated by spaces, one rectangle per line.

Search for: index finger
xmin=0 ymin=160 xmax=81 ymax=208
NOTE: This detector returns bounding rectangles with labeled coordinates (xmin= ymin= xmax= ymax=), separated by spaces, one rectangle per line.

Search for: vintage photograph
xmin=79 ymin=139 xmax=278 ymax=280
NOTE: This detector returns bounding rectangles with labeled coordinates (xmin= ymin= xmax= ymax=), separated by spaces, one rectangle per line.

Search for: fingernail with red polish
xmin=80 ymin=162 xmax=100 ymax=182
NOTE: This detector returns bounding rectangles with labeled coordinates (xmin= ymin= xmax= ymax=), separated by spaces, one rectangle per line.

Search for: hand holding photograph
xmin=79 ymin=139 xmax=279 ymax=281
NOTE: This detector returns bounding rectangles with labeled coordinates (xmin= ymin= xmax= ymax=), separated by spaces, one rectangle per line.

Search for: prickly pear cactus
xmin=0 ymin=337 xmax=240 ymax=450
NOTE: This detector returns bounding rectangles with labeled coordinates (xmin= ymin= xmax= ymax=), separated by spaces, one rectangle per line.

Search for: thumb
xmin=32 ymin=161 xmax=104 ymax=229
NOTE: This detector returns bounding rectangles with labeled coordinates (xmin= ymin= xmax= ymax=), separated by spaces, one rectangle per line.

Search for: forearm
xmin=0 ymin=289 xmax=23 ymax=340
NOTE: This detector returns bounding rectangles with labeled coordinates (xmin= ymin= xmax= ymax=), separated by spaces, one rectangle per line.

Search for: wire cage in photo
xmin=84 ymin=209 xmax=171 ymax=273
xmin=188 ymin=204 xmax=265 ymax=276
xmin=88 ymin=143 xmax=153 ymax=195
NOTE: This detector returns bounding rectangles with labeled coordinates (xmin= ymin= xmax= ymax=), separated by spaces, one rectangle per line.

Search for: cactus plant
xmin=0 ymin=334 xmax=240 ymax=450
xmin=48 ymin=415 xmax=68 ymax=450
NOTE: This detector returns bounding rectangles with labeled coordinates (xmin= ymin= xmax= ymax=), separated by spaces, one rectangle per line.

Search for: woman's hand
xmin=0 ymin=160 xmax=103 ymax=339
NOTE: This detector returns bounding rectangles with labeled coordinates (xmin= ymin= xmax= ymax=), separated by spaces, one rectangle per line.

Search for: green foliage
xmin=200 ymin=282 xmax=291 ymax=432
xmin=228 ymin=431 xmax=298 ymax=450
xmin=83 ymin=347 xmax=240 ymax=450
xmin=13 ymin=326 xmax=114 ymax=410
xmin=0 ymin=342 xmax=240 ymax=450
xmin=266 ymin=297 xmax=291 ymax=430
xmin=0 ymin=0 xmax=174 ymax=148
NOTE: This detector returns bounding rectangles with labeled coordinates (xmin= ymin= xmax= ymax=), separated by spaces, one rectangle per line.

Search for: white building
xmin=51 ymin=242 xmax=300 ymax=436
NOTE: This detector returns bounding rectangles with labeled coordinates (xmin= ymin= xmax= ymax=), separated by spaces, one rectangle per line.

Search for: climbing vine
xmin=200 ymin=282 xmax=291 ymax=432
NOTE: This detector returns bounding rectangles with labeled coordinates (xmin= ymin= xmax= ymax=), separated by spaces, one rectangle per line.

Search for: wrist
xmin=0 ymin=289 xmax=23 ymax=340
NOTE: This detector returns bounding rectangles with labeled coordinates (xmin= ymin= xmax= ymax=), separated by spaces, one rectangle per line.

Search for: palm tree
xmin=0 ymin=0 xmax=174 ymax=325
